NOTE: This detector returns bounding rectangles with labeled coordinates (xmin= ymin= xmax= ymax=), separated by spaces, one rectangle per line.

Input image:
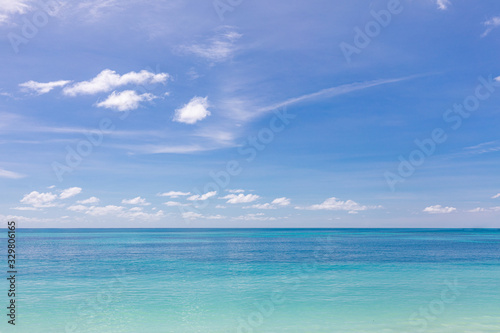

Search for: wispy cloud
xmin=482 ymin=17 xmax=500 ymax=37
xmin=0 ymin=168 xmax=26 ymax=179
xmin=179 ymin=27 xmax=242 ymax=62
xmin=436 ymin=0 xmax=451 ymax=10
xmin=0 ymin=0 xmax=31 ymax=24
xmin=19 ymin=80 xmax=71 ymax=95
xmin=258 ymin=76 xmax=421 ymax=114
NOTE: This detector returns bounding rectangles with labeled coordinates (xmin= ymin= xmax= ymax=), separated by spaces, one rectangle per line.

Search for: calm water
xmin=3 ymin=229 xmax=500 ymax=332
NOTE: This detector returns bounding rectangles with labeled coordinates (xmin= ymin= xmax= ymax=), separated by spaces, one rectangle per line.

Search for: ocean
xmin=4 ymin=229 xmax=500 ymax=332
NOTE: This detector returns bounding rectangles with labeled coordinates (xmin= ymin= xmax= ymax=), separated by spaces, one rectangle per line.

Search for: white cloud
xmin=492 ymin=193 xmax=500 ymax=199
xmin=63 ymin=69 xmax=169 ymax=96
xmin=226 ymin=189 xmax=245 ymax=193
xmin=47 ymin=185 xmax=56 ymax=189
xmin=423 ymin=205 xmax=457 ymax=214
xmin=163 ymin=201 xmax=189 ymax=207
xmin=258 ymin=76 xmax=421 ymax=115
xmin=222 ymin=193 xmax=260 ymax=204
xmin=85 ymin=205 xmax=125 ymax=216
xmin=482 ymin=17 xmax=500 ymax=37
xmin=158 ymin=191 xmax=191 ymax=198
xmin=67 ymin=205 xmax=88 ymax=212
xmin=467 ymin=207 xmax=485 ymax=213
xmin=182 ymin=212 xmax=203 ymax=220
xmin=77 ymin=197 xmax=100 ymax=204
xmin=120 ymin=208 xmax=164 ymax=221
xmin=215 ymin=205 xmax=226 ymax=209
xmin=60 ymin=187 xmax=82 ymax=199
xmin=0 ymin=0 xmax=31 ymax=24
xmin=122 ymin=196 xmax=150 ymax=206
xmin=272 ymin=197 xmax=291 ymax=206
xmin=245 ymin=197 xmax=291 ymax=210
xmin=436 ymin=0 xmax=451 ymax=10
xmin=296 ymin=197 xmax=369 ymax=214
xmin=180 ymin=29 xmax=242 ymax=62
xmin=0 ymin=168 xmax=25 ymax=179
xmin=11 ymin=206 xmax=38 ymax=211
xmin=181 ymin=211 xmax=225 ymax=220
xmin=187 ymin=191 xmax=217 ymax=201
xmin=234 ymin=213 xmax=277 ymax=221
xmin=20 ymin=191 xmax=58 ymax=208
xmin=173 ymin=96 xmax=211 ymax=124
xmin=96 ymin=90 xmax=156 ymax=111
xmin=19 ymin=80 xmax=71 ymax=95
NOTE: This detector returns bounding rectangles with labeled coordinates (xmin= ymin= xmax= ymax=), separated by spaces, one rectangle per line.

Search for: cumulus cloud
xmin=179 ymin=29 xmax=242 ymax=62
xmin=19 ymin=80 xmax=71 ymax=95
xmin=158 ymin=191 xmax=191 ymax=198
xmin=0 ymin=168 xmax=25 ymax=179
xmin=20 ymin=191 xmax=58 ymax=208
xmin=173 ymin=96 xmax=211 ymax=124
xmin=245 ymin=197 xmax=291 ymax=209
xmin=296 ymin=197 xmax=370 ymax=214
xmin=60 ymin=187 xmax=82 ymax=199
xmin=77 ymin=197 xmax=100 ymax=204
xmin=122 ymin=196 xmax=150 ymax=206
xmin=96 ymin=90 xmax=156 ymax=111
xmin=63 ymin=69 xmax=169 ymax=96
xmin=221 ymin=193 xmax=260 ymax=204
xmin=187 ymin=191 xmax=217 ymax=201
xmin=423 ymin=205 xmax=457 ymax=214
xmin=436 ymin=0 xmax=451 ymax=10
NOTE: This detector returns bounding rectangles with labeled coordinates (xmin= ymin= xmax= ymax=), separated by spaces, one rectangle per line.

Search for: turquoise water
xmin=4 ymin=229 xmax=500 ymax=332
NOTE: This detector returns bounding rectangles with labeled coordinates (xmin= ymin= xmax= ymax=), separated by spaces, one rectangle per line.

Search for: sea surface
xmin=3 ymin=228 xmax=500 ymax=332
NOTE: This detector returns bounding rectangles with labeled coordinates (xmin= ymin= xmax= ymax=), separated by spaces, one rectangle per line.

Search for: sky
xmin=1 ymin=0 xmax=500 ymax=228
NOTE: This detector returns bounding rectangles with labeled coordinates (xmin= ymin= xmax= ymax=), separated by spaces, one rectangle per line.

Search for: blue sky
xmin=1 ymin=0 xmax=500 ymax=227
